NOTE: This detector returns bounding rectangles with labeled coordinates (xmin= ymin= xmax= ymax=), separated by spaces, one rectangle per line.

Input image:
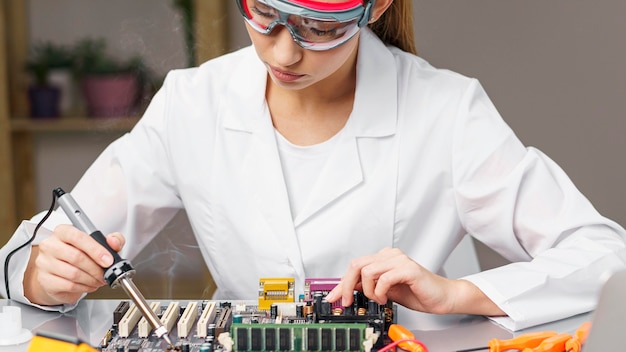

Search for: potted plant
xmin=25 ymin=42 xmax=73 ymax=118
xmin=172 ymin=0 xmax=195 ymax=67
xmin=73 ymin=38 xmax=146 ymax=118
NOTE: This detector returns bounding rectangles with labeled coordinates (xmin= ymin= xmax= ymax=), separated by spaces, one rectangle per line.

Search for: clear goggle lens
xmin=238 ymin=0 xmax=367 ymax=51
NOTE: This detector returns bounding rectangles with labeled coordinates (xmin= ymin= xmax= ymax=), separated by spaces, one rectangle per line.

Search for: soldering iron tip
xmin=163 ymin=334 xmax=174 ymax=348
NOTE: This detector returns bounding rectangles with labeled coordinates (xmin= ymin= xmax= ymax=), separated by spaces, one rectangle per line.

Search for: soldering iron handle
xmin=87 ymin=230 xmax=124 ymax=267
xmin=53 ymin=188 xmax=123 ymax=268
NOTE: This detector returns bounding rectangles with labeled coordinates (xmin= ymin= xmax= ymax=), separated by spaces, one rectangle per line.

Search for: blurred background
xmin=1 ymin=0 xmax=624 ymax=299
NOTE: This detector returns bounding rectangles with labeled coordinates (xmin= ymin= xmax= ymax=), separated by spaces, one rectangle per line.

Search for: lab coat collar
xmin=219 ymin=28 xmax=398 ymax=277
xmin=350 ymin=26 xmax=398 ymax=138
xmin=222 ymin=27 xmax=398 ymax=138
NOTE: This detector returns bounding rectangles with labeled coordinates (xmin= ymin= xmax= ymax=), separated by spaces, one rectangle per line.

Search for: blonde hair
xmin=368 ymin=0 xmax=417 ymax=55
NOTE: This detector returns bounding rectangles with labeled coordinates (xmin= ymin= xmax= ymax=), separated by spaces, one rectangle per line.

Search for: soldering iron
xmin=53 ymin=188 xmax=173 ymax=348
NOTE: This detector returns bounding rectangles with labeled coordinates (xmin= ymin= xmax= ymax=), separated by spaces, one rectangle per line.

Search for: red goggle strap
xmin=286 ymin=0 xmax=365 ymax=12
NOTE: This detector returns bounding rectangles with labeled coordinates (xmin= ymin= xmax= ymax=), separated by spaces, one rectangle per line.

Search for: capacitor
xmin=321 ymin=298 xmax=331 ymax=316
xmin=296 ymin=304 xmax=304 ymax=318
xmin=208 ymin=323 xmax=216 ymax=337
xmin=233 ymin=314 xmax=243 ymax=324
xmin=303 ymin=303 xmax=313 ymax=317
xmin=181 ymin=342 xmax=190 ymax=352
xmin=314 ymin=292 xmax=323 ymax=316
xmin=270 ymin=304 xmax=278 ymax=319
xmin=368 ymin=299 xmax=379 ymax=315
xmin=116 ymin=345 xmax=124 ymax=352
xmin=344 ymin=304 xmax=354 ymax=316
xmin=199 ymin=342 xmax=212 ymax=352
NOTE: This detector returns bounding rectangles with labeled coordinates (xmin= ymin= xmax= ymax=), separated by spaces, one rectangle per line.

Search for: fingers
xmin=328 ymin=247 xmax=421 ymax=307
xmin=35 ymin=254 xmax=103 ymax=296
xmin=38 ymin=226 xmax=106 ymax=286
xmin=325 ymin=247 xmax=395 ymax=306
xmin=34 ymin=225 xmax=129 ymax=304
xmin=106 ymin=232 xmax=125 ymax=252
xmin=359 ymin=248 xmax=412 ymax=304
xmin=53 ymin=225 xmax=115 ymax=267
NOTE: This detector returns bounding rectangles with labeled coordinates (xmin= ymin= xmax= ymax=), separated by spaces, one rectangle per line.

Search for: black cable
xmin=3 ymin=189 xmax=58 ymax=300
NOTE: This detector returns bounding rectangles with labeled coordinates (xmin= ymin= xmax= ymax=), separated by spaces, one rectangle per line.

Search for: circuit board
xmin=98 ymin=278 xmax=395 ymax=352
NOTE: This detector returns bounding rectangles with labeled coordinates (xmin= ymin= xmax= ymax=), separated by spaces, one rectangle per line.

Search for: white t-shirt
xmin=274 ymin=129 xmax=343 ymax=221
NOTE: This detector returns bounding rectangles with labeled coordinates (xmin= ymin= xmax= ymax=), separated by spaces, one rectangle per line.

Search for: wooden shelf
xmin=10 ymin=116 xmax=140 ymax=133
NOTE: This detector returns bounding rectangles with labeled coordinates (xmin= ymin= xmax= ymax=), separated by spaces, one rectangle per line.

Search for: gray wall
xmin=31 ymin=1 xmax=625 ymax=273
xmin=412 ymin=0 xmax=626 ymax=229
xmin=410 ymin=0 xmax=626 ymax=268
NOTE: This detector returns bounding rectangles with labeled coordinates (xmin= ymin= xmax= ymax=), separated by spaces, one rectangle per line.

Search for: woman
xmin=1 ymin=0 xmax=625 ymax=331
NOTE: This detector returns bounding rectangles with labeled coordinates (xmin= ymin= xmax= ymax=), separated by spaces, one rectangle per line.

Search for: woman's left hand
xmin=325 ymin=247 xmax=506 ymax=316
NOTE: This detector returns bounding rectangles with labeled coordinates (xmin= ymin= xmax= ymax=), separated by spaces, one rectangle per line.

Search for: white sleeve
xmin=452 ymin=80 xmax=626 ymax=330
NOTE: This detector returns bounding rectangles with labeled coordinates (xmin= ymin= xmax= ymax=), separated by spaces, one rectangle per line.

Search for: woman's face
xmin=244 ymin=1 xmax=362 ymax=92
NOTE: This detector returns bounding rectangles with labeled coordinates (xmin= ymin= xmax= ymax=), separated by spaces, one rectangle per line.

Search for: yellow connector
xmin=258 ymin=277 xmax=295 ymax=310
xmin=27 ymin=331 xmax=97 ymax=352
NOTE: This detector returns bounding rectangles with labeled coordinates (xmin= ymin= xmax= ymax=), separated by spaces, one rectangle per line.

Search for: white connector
xmin=177 ymin=301 xmax=199 ymax=338
xmin=119 ymin=303 xmax=142 ymax=338
xmin=362 ymin=327 xmax=380 ymax=352
xmin=218 ymin=332 xmax=234 ymax=352
xmin=137 ymin=301 xmax=161 ymax=338
xmin=197 ymin=301 xmax=217 ymax=338
xmin=160 ymin=301 xmax=180 ymax=333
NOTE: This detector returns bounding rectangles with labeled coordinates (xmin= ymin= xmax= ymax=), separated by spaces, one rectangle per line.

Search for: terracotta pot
xmin=81 ymin=73 xmax=138 ymax=117
xmin=28 ymin=85 xmax=61 ymax=118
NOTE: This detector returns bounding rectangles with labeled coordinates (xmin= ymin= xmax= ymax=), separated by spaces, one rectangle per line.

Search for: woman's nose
xmin=271 ymin=25 xmax=302 ymax=67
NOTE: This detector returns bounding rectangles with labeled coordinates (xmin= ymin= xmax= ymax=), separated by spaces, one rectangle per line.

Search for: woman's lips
xmin=269 ymin=65 xmax=305 ymax=82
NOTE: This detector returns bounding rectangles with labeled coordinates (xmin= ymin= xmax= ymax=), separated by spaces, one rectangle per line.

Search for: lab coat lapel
xmin=293 ymin=28 xmax=398 ymax=227
xmin=222 ymin=52 xmax=305 ymax=279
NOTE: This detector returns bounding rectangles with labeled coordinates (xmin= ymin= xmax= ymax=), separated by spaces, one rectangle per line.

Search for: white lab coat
xmin=2 ymin=28 xmax=625 ymax=331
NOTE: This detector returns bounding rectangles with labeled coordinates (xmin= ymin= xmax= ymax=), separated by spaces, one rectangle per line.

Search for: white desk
xmin=0 ymin=299 xmax=590 ymax=352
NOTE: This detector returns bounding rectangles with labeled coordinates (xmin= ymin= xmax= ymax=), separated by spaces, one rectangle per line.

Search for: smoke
xmin=131 ymin=211 xmax=212 ymax=298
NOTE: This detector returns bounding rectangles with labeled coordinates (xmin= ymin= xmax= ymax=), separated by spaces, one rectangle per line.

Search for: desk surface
xmin=0 ymin=299 xmax=590 ymax=352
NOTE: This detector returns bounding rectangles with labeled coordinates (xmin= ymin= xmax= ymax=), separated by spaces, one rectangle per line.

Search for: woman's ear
xmin=369 ymin=0 xmax=394 ymax=23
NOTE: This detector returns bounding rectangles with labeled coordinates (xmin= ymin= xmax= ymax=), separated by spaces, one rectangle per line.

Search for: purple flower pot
xmin=81 ymin=73 xmax=138 ymax=118
xmin=28 ymin=85 xmax=61 ymax=118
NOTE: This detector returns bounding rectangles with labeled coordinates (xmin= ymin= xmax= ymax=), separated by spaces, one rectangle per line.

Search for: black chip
xmin=251 ymin=328 xmax=262 ymax=350
xmin=349 ymin=328 xmax=360 ymax=351
xmin=237 ymin=327 xmax=248 ymax=350
xmin=321 ymin=328 xmax=332 ymax=351
xmin=265 ymin=328 xmax=276 ymax=351
xmin=279 ymin=328 xmax=291 ymax=350
xmin=307 ymin=328 xmax=318 ymax=351
xmin=335 ymin=329 xmax=346 ymax=351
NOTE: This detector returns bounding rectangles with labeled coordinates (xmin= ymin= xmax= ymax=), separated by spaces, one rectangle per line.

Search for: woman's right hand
xmin=23 ymin=224 xmax=125 ymax=306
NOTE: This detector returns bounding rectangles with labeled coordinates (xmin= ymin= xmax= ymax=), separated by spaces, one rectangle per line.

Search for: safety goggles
xmin=237 ymin=0 xmax=374 ymax=51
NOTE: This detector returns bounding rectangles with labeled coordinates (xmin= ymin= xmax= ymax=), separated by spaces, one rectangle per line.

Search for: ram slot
xmin=177 ymin=301 xmax=199 ymax=338
xmin=118 ymin=303 xmax=141 ymax=338
xmin=137 ymin=301 xmax=161 ymax=338
xmin=197 ymin=302 xmax=217 ymax=338
xmin=161 ymin=301 xmax=180 ymax=333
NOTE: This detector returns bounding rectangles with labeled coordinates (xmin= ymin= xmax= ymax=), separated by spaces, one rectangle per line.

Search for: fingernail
xmin=101 ymin=254 xmax=113 ymax=267
xmin=325 ymin=291 xmax=337 ymax=301
xmin=110 ymin=236 xmax=121 ymax=248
